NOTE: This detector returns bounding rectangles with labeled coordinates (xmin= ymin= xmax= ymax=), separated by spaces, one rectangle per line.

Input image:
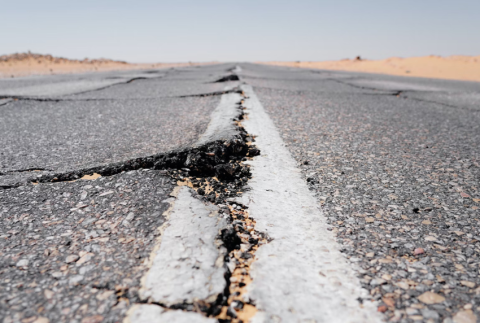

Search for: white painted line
xmin=138 ymin=186 xmax=227 ymax=305
xmin=195 ymin=91 xmax=242 ymax=146
xmin=126 ymin=304 xmax=216 ymax=323
xmin=238 ymin=85 xmax=382 ymax=323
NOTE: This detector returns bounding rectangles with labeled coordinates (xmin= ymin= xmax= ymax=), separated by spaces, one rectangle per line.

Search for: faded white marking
xmin=238 ymin=85 xmax=381 ymax=323
xmin=125 ymin=304 xmax=216 ymax=323
xmin=195 ymin=91 xmax=242 ymax=146
xmin=138 ymin=186 xmax=227 ymax=305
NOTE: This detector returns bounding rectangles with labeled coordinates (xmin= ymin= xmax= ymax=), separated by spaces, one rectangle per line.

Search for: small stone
xmin=460 ymin=192 xmax=471 ymax=198
xmin=69 ymin=275 xmax=84 ymax=286
xmin=96 ymin=290 xmax=114 ymax=301
xmin=366 ymin=252 xmax=375 ymax=257
xmin=422 ymin=220 xmax=432 ymax=225
xmin=396 ymin=281 xmax=410 ymax=290
xmin=65 ymin=255 xmax=79 ymax=264
xmin=366 ymin=217 xmax=375 ymax=223
xmin=78 ymin=304 xmax=88 ymax=314
xmin=370 ymin=278 xmax=386 ymax=286
xmin=76 ymin=253 xmax=94 ymax=266
xmin=44 ymin=290 xmax=54 ymax=299
xmin=453 ymin=310 xmax=477 ymax=323
xmin=418 ymin=291 xmax=445 ymax=304
xmin=421 ymin=309 xmax=439 ymax=319
xmin=414 ymin=248 xmax=425 ymax=255
xmin=461 ymin=281 xmax=475 ymax=288
xmin=32 ymin=318 xmax=49 ymax=323
xmin=16 ymin=259 xmax=29 ymax=268
xmin=382 ymin=274 xmax=392 ymax=281
xmin=377 ymin=305 xmax=388 ymax=313
xmin=81 ymin=316 xmax=103 ymax=323
xmin=406 ymin=308 xmax=419 ymax=315
xmin=464 ymin=304 xmax=473 ymax=310
xmin=51 ymin=272 xmax=63 ymax=278
xmin=382 ymin=297 xmax=395 ymax=307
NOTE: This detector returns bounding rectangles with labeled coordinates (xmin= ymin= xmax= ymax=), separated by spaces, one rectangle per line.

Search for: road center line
xmin=138 ymin=186 xmax=227 ymax=305
xmin=238 ymin=84 xmax=382 ymax=322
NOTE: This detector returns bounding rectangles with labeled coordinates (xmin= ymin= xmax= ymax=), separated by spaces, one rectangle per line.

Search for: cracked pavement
xmin=1 ymin=63 xmax=480 ymax=323
xmin=241 ymin=63 xmax=480 ymax=323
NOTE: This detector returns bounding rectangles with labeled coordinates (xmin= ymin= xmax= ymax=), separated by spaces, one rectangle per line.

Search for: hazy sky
xmin=2 ymin=0 xmax=479 ymax=62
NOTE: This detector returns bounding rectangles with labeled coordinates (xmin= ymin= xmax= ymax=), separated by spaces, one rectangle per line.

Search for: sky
xmin=1 ymin=0 xmax=480 ymax=63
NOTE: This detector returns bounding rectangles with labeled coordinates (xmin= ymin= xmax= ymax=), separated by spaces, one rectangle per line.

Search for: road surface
xmin=1 ymin=63 xmax=479 ymax=323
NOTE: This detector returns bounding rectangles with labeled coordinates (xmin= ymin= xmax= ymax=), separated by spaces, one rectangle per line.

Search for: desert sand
xmin=0 ymin=52 xmax=208 ymax=78
xmin=263 ymin=55 xmax=480 ymax=82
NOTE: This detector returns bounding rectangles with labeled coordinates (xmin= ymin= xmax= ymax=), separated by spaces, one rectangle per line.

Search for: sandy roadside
xmin=0 ymin=53 xmax=213 ymax=78
xmin=262 ymin=55 xmax=480 ymax=82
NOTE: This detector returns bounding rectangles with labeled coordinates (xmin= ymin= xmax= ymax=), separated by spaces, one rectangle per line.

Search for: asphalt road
xmin=0 ymin=64 xmax=242 ymax=323
xmin=1 ymin=63 xmax=479 ymax=323
xmin=241 ymin=63 xmax=480 ymax=323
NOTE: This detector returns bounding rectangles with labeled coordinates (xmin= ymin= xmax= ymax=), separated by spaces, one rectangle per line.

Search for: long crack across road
xmin=154 ymin=91 xmax=267 ymax=322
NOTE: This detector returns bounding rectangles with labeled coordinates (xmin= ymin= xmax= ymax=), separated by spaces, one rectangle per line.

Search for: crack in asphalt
xmin=0 ymin=71 xmax=173 ymax=102
xmin=214 ymin=74 xmax=240 ymax=83
xmin=0 ymin=86 xmax=246 ymax=191
xmin=246 ymin=84 xmax=402 ymax=98
xmin=1 ymin=71 xmax=262 ymax=322
xmin=0 ymin=135 xmax=249 ymax=190
xmin=325 ymin=77 xmax=399 ymax=94
xmin=168 ymin=92 xmax=266 ymax=322
xmin=119 ymin=85 xmax=266 ymax=322
xmin=0 ymin=88 xmax=242 ymax=103
xmin=0 ymin=73 xmax=262 ymax=323
xmin=0 ymin=168 xmax=52 ymax=176
xmin=399 ymin=93 xmax=480 ymax=112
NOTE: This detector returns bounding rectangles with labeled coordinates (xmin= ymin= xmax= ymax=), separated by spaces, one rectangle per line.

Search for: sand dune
xmin=0 ymin=52 xmax=205 ymax=78
xmin=263 ymin=55 xmax=480 ymax=82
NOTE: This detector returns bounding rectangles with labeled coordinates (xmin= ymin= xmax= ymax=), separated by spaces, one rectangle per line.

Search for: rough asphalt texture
xmin=0 ymin=63 xmax=240 ymax=323
xmin=241 ymin=63 xmax=480 ymax=323
xmin=0 ymin=97 xmax=218 ymax=173
xmin=1 ymin=62 xmax=480 ymax=323
xmin=0 ymin=169 xmax=175 ymax=323
xmin=0 ymin=64 xmax=240 ymax=188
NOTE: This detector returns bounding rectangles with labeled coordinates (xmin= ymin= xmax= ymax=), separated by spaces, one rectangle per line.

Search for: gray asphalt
xmin=1 ymin=169 xmax=175 ymax=323
xmin=1 ymin=62 xmax=479 ymax=323
xmin=0 ymin=64 xmax=240 ymax=188
xmin=0 ymin=63 xmax=241 ymax=323
xmin=240 ymin=63 xmax=480 ymax=322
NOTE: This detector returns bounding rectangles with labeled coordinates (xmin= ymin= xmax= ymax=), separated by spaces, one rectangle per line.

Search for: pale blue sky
xmin=1 ymin=0 xmax=479 ymax=62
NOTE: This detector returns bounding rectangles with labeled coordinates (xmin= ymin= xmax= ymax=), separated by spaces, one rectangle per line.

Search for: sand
xmin=262 ymin=55 xmax=480 ymax=82
xmin=0 ymin=52 xmax=209 ymax=78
